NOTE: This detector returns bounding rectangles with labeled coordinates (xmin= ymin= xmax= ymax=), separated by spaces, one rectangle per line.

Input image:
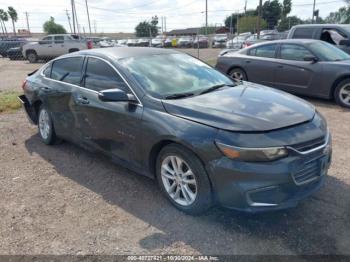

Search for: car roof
xmin=292 ymin=24 xmax=350 ymax=29
xmin=76 ymin=47 xmax=180 ymax=60
xmin=247 ymin=39 xmax=320 ymax=47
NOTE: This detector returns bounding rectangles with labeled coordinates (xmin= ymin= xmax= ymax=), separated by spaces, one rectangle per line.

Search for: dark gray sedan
xmin=216 ymin=39 xmax=350 ymax=108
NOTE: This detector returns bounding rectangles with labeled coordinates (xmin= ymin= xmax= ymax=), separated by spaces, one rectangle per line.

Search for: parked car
xmin=288 ymin=24 xmax=350 ymax=54
xmin=19 ymin=47 xmax=331 ymax=214
xmin=212 ymin=34 xmax=228 ymax=48
xmin=0 ymin=38 xmax=28 ymax=57
xmin=242 ymin=33 xmax=282 ymax=48
xmin=22 ymin=34 xmax=92 ymax=63
xmin=226 ymin=32 xmax=251 ymax=49
xmin=177 ymin=36 xmax=193 ymax=48
xmin=6 ymin=46 xmax=24 ymax=60
xmin=126 ymin=39 xmax=138 ymax=47
xmin=85 ymin=37 xmax=103 ymax=48
xmin=216 ymin=39 xmax=350 ymax=108
xmin=117 ymin=39 xmax=128 ymax=46
xmin=151 ymin=35 xmax=165 ymax=47
xmin=136 ymin=38 xmax=151 ymax=47
xmin=193 ymin=35 xmax=209 ymax=48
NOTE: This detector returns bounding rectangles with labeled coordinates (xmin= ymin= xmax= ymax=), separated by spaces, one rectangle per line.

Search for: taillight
xmin=87 ymin=40 xmax=93 ymax=49
xmin=21 ymin=80 xmax=27 ymax=90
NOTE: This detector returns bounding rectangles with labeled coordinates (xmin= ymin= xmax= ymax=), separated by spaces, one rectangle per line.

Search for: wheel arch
xmin=331 ymin=74 xmax=350 ymax=99
xmin=31 ymin=99 xmax=43 ymax=124
xmin=25 ymin=49 xmax=37 ymax=56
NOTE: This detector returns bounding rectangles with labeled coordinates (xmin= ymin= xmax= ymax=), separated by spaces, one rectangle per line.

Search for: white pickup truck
xmin=22 ymin=34 xmax=92 ymax=63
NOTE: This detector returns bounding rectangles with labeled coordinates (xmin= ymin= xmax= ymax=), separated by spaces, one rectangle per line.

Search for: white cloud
xmin=0 ymin=0 xmax=346 ymax=34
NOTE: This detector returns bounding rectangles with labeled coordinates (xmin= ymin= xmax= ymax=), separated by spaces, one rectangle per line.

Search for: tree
xmin=135 ymin=16 xmax=158 ymax=37
xmin=258 ymin=0 xmax=282 ymax=29
xmin=325 ymin=6 xmax=350 ymax=23
xmin=282 ymin=0 xmax=292 ymax=18
xmin=43 ymin=17 xmax=66 ymax=34
xmin=7 ymin=6 xmax=17 ymax=35
xmin=278 ymin=16 xmax=302 ymax=31
xmin=237 ymin=16 xmax=267 ymax=34
xmin=0 ymin=9 xmax=9 ymax=35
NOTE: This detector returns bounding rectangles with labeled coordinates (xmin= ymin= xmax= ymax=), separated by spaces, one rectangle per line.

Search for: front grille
xmin=293 ymin=160 xmax=320 ymax=185
xmin=291 ymin=136 xmax=326 ymax=153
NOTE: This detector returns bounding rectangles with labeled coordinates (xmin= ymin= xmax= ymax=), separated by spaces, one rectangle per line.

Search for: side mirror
xmin=98 ymin=88 xmax=137 ymax=103
xmin=339 ymin=39 xmax=350 ymax=46
xmin=303 ymin=55 xmax=318 ymax=63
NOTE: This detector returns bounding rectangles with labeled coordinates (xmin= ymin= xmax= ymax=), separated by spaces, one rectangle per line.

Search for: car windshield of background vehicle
xmin=307 ymin=42 xmax=350 ymax=61
xmin=119 ymin=53 xmax=233 ymax=98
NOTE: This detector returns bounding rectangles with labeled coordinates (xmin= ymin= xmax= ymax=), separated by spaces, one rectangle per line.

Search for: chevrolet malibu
xmin=18 ymin=47 xmax=332 ymax=214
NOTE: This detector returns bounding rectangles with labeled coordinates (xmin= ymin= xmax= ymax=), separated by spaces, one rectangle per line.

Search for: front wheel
xmin=156 ymin=144 xmax=212 ymax=215
xmin=38 ymin=106 xmax=58 ymax=145
xmin=27 ymin=51 xmax=38 ymax=63
xmin=334 ymin=79 xmax=350 ymax=108
xmin=229 ymin=68 xmax=247 ymax=81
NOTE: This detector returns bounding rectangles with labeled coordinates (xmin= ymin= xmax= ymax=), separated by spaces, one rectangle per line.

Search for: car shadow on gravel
xmin=25 ymin=134 xmax=350 ymax=255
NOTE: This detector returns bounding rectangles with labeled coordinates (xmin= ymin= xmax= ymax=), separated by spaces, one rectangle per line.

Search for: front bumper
xmin=207 ymin=136 xmax=332 ymax=213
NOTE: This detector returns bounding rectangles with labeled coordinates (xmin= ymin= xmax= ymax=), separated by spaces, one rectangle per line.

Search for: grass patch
xmin=205 ymin=59 xmax=217 ymax=67
xmin=0 ymin=91 xmax=22 ymax=113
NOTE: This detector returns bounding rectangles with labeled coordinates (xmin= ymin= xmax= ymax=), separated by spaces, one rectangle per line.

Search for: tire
xmin=27 ymin=51 xmax=37 ymax=63
xmin=229 ymin=67 xmax=247 ymax=81
xmin=37 ymin=105 xmax=58 ymax=145
xmin=334 ymin=79 xmax=350 ymax=108
xmin=156 ymin=144 xmax=213 ymax=215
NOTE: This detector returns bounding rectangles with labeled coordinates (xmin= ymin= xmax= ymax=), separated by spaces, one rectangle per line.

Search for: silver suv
xmin=22 ymin=34 xmax=91 ymax=63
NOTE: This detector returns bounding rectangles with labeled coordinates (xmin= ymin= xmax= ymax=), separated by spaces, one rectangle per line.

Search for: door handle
xmin=277 ymin=65 xmax=284 ymax=68
xmin=76 ymin=96 xmax=90 ymax=105
xmin=245 ymin=60 xmax=251 ymax=63
xmin=42 ymin=86 xmax=51 ymax=92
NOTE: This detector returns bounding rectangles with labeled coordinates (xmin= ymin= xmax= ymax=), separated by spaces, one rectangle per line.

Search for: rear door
xmin=72 ymin=56 xmax=143 ymax=167
xmin=274 ymin=43 xmax=322 ymax=94
xmin=243 ymin=43 xmax=278 ymax=86
xmin=37 ymin=36 xmax=53 ymax=57
xmin=43 ymin=56 xmax=85 ymax=139
xmin=53 ymin=36 xmax=66 ymax=56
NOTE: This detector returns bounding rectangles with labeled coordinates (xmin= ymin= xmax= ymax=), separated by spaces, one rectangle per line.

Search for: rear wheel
xmin=156 ymin=144 xmax=212 ymax=215
xmin=38 ymin=106 xmax=58 ymax=145
xmin=334 ymin=79 xmax=350 ymax=108
xmin=229 ymin=68 xmax=247 ymax=81
xmin=27 ymin=51 xmax=37 ymax=63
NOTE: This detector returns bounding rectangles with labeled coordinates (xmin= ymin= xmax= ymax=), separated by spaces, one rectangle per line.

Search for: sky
xmin=0 ymin=0 xmax=347 ymax=33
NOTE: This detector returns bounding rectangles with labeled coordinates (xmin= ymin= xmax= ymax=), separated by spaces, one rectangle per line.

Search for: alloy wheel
xmin=160 ymin=155 xmax=197 ymax=206
xmin=230 ymin=70 xmax=244 ymax=81
xmin=339 ymin=83 xmax=350 ymax=106
xmin=39 ymin=109 xmax=50 ymax=140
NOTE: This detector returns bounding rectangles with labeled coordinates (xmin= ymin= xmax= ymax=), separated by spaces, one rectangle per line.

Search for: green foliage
xmin=0 ymin=91 xmax=21 ymax=113
xmin=43 ymin=17 xmax=66 ymax=34
xmin=238 ymin=16 xmax=267 ymax=34
xmin=282 ymin=0 xmax=292 ymax=18
xmin=0 ymin=9 xmax=8 ymax=22
xmin=7 ymin=6 xmax=17 ymax=35
xmin=325 ymin=7 xmax=350 ymax=23
xmin=278 ymin=16 xmax=302 ymax=31
xmin=135 ymin=16 xmax=158 ymax=37
xmin=199 ymin=25 xmax=216 ymax=35
xmin=224 ymin=11 xmax=257 ymax=32
xmin=259 ymin=0 xmax=282 ymax=28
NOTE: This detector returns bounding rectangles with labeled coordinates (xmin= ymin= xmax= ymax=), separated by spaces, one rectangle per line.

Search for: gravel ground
xmin=0 ymin=53 xmax=349 ymax=255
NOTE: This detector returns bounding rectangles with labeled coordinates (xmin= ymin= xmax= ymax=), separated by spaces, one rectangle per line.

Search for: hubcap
xmin=161 ymin=155 xmax=197 ymax=206
xmin=39 ymin=109 xmax=50 ymax=140
xmin=339 ymin=84 xmax=350 ymax=106
xmin=231 ymin=70 xmax=243 ymax=80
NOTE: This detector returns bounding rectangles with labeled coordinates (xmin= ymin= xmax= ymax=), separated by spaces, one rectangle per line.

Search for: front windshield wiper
xmin=199 ymin=84 xmax=235 ymax=95
xmin=165 ymin=92 xmax=194 ymax=99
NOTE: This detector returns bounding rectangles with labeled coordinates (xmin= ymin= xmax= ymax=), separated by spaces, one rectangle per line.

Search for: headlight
xmin=215 ymin=142 xmax=288 ymax=162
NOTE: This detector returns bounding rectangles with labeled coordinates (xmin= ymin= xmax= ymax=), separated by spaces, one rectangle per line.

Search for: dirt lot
xmin=0 ymin=52 xmax=349 ymax=255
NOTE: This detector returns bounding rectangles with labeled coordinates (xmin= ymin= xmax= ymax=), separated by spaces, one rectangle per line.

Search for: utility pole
xmin=85 ymin=0 xmax=92 ymax=35
xmin=164 ymin=17 xmax=167 ymax=33
xmin=257 ymin=0 xmax=262 ymax=39
xmin=72 ymin=0 xmax=80 ymax=35
xmin=24 ymin=12 xmax=30 ymax=33
xmin=205 ymin=0 xmax=208 ymax=35
xmin=244 ymin=0 xmax=247 ymax=14
xmin=71 ymin=0 xmax=76 ymax=33
xmin=65 ymin=9 xmax=73 ymax=33
xmin=161 ymin=16 xmax=163 ymax=33
xmin=312 ymin=0 xmax=316 ymax=23
xmin=93 ymin=20 xmax=97 ymax=34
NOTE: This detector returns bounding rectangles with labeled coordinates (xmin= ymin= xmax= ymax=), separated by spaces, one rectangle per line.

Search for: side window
xmin=255 ymin=44 xmax=277 ymax=58
xmin=280 ymin=44 xmax=313 ymax=61
xmin=43 ymin=65 xmax=52 ymax=78
xmin=51 ymin=57 xmax=84 ymax=85
xmin=84 ymin=57 xmax=127 ymax=92
xmin=248 ymin=48 xmax=256 ymax=56
xmin=54 ymin=36 xmax=64 ymax=44
xmin=40 ymin=36 xmax=52 ymax=44
xmin=321 ymin=29 xmax=348 ymax=45
xmin=293 ymin=28 xmax=315 ymax=39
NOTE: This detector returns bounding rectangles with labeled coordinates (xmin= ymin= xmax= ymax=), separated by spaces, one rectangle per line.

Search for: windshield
xmin=119 ymin=53 xmax=233 ymax=98
xmin=307 ymin=41 xmax=350 ymax=61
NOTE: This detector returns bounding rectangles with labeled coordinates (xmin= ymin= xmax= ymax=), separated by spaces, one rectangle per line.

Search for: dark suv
xmin=288 ymin=24 xmax=350 ymax=54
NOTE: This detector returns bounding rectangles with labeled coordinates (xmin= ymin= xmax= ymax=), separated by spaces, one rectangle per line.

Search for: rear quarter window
xmin=51 ymin=57 xmax=84 ymax=85
xmin=292 ymin=28 xmax=315 ymax=39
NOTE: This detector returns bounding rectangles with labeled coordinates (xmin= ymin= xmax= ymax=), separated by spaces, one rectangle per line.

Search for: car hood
xmin=162 ymin=82 xmax=315 ymax=132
